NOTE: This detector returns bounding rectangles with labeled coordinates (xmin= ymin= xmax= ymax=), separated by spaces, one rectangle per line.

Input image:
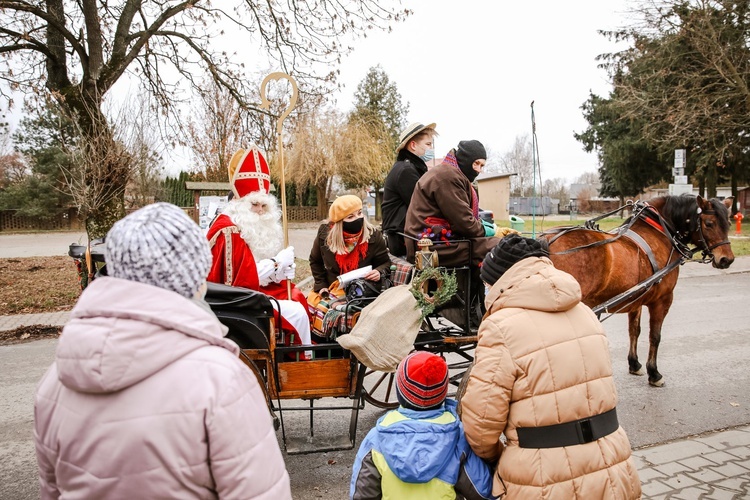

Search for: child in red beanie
xmin=350 ymin=351 xmax=495 ymax=499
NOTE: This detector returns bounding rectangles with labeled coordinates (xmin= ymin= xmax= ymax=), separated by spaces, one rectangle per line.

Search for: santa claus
xmin=206 ymin=147 xmax=311 ymax=352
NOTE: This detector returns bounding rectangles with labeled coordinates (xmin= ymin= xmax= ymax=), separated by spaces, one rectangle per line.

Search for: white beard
xmin=222 ymin=193 xmax=283 ymax=260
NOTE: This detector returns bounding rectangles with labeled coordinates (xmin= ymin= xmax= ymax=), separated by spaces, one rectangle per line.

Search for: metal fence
xmin=0 ymin=209 xmax=82 ymax=232
xmin=508 ymin=197 xmax=557 ymax=216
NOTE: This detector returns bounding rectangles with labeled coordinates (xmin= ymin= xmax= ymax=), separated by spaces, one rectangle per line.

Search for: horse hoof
xmin=629 ymin=368 xmax=645 ymax=376
xmin=649 ymin=378 xmax=665 ymax=387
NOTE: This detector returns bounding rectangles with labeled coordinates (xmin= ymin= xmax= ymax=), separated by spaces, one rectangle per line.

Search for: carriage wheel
xmin=361 ymin=368 xmax=399 ymax=409
xmin=359 ymin=346 xmax=476 ymax=410
xmin=359 ymin=318 xmax=440 ymax=409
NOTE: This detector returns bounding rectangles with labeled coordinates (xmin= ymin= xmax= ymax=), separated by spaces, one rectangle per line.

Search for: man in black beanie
xmin=403 ymin=138 xmax=497 ymax=330
xmin=404 ymin=139 xmax=497 ymax=268
xmin=455 ymin=140 xmax=487 ymax=183
xmin=460 ymin=233 xmax=642 ymax=498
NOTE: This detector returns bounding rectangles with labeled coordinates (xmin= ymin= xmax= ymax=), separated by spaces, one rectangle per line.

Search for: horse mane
xmin=657 ymin=194 xmax=729 ymax=235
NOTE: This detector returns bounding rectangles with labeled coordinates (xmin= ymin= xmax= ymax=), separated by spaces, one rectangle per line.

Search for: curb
xmin=0 ymin=311 xmax=70 ymax=332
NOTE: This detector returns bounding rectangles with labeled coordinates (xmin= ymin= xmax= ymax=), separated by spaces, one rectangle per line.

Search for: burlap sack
xmin=337 ymin=285 xmax=422 ymax=372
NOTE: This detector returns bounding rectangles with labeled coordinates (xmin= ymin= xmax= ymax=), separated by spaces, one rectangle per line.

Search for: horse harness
xmin=684 ymin=205 xmax=732 ymax=263
xmin=544 ymin=200 xmax=725 ymax=317
xmin=545 ymin=200 xmax=725 ymax=265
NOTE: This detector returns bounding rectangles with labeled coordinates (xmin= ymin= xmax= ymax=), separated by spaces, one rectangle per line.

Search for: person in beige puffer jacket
xmin=459 ymin=234 xmax=641 ymax=499
xmin=34 ymin=203 xmax=291 ymax=499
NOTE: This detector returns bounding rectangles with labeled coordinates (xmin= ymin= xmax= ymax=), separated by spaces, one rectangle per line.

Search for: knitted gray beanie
xmin=105 ymin=203 xmax=211 ymax=298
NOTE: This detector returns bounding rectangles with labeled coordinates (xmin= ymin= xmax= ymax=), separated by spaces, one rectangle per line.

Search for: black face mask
xmin=342 ymin=217 xmax=364 ymax=233
xmin=459 ymin=162 xmax=479 ymax=182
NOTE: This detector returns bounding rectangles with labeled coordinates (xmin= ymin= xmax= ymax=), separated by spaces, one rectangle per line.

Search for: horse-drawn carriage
xmin=202 ymin=236 xmax=482 ymax=454
xmin=200 ymin=194 xmax=734 ymax=453
xmin=67 ymin=193 xmax=734 ymax=453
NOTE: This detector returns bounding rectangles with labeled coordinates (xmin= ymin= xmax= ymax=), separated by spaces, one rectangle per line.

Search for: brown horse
xmin=540 ymin=195 xmax=734 ymax=387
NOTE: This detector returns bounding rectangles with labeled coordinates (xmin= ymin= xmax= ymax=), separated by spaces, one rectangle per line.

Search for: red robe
xmin=206 ymin=214 xmax=310 ymax=330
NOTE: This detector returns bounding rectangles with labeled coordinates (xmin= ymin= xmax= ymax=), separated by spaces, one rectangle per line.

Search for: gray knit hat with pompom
xmin=105 ymin=203 xmax=211 ymax=298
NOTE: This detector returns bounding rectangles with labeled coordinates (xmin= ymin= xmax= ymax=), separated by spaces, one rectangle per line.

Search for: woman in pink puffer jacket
xmin=34 ymin=203 xmax=291 ymax=499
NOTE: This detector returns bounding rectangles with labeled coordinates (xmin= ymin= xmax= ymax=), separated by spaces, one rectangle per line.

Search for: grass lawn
xmin=0 ymin=256 xmax=313 ymax=316
xmin=498 ymin=216 xmax=750 ymax=244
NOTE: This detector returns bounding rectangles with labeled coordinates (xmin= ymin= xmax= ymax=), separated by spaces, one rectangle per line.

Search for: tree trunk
xmin=80 ymin=129 xmax=130 ymax=240
xmin=374 ymin=183 xmax=383 ymax=221
xmin=316 ymin=182 xmax=328 ymax=221
xmin=85 ymin=197 xmax=126 ymax=240
xmin=55 ymin=90 xmax=130 ymax=240
xmin=707 ymin=162 xmax=718 ymax=198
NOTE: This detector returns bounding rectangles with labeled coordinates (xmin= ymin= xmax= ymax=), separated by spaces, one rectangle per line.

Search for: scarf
xmin=335 ymin=229 xmax=369 ymax=274
xmin=444 ymin=152 xmax=479 ymax=218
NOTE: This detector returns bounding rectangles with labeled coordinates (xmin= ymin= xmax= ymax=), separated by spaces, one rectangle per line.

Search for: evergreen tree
xmin=0 ymin=102 xmax=74 ymax=217
xmin=350 ymin=65 xmax=409 ymax=149
xmin=345 ymin=66 xmax=410 ymax=217
xmin=575 ymin=92 xmax=665 ymax=199
xmin=160 ymin=172 xmax=194 ymax=207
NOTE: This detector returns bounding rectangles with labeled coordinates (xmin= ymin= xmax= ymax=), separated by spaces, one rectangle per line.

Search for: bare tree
xmin=184 ymin=81 xmax=247 ymax=182
xmin=0 ymin=1 xmax=410 ymax=236
xmin=0 ymin=151 xmax=26 ymax=188
xmin=575 ymin=171 xmax=600 ymax=185
xmin=60 ymin=131 xmax=130 ymax=236
xmin=542 ymin=177 xmax=569 ymax=206
xmin=0 ymin=116 xmax=27 ymax=187
xmin=498 ymin=134 xmax=534 ymax=196
xmin=576 ymin=187 xmax=594 ymax=214
xmin=120 ymin=97 xmax=165 ymax=208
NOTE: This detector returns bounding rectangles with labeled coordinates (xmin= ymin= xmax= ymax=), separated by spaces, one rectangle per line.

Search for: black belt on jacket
xmin=517 ymin=408 xmax=619 ymax=449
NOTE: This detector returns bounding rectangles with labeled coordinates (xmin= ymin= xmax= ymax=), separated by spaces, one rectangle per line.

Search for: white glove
xmin=274 ymin=246 xmax=295 ymax=269
xmin=273 ymin=262 xmax=296 ymax=282
xmin=257 ymin=259 xmax=275 ymax=287
xmin=283 ymin=263 xmax=296 ymax=281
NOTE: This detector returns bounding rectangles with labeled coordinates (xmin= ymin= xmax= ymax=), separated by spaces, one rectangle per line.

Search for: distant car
xmin=478 ymin=208 xmax=494 ymax=223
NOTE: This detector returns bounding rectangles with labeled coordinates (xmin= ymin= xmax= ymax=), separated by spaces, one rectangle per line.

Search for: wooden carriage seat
xmin=205 ymin=282 xmax=276 ymax=350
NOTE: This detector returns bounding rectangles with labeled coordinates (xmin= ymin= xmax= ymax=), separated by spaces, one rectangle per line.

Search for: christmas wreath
xmin=409 ymin=267 xmax=458 ymax=319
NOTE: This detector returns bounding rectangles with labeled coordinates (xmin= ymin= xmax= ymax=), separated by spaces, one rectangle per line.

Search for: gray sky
xmin=2 ymin=0 xmax=634 ymax=185
xmin=334 ymin=0 xmax=633 ymax=183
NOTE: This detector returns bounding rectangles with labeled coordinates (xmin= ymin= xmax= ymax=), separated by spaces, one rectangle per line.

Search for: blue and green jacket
xmin=350 ymin=399 xmax=495 ymax=499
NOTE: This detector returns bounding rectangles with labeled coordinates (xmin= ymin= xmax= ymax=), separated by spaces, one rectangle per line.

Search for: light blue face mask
xmin=419 ymin=148 xmax=435 ymax=163
xmin=484 ymin=283 xmax=491 ymax=297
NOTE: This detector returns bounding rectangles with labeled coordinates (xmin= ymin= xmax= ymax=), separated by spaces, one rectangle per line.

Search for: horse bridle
xmin=689 ymin=207 xmax=731 ymax=263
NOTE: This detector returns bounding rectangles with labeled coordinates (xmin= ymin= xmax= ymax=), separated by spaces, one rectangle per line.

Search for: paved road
xmin=0 ymin=224 xmax=320 ymax=260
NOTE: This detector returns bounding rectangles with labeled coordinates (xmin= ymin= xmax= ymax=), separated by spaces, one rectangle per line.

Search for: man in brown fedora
xmin=381 ymin=122 xmax=438 ymax=257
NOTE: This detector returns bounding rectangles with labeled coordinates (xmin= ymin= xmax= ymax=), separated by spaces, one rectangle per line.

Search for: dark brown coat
xmin=309 ymin=223 xmax=391 ymax=292
xmin=404 ymin=163 xmax=499 ymax=267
